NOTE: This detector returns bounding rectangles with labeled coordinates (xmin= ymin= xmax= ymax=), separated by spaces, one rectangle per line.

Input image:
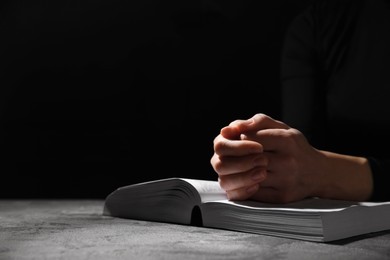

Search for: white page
xmin=206 ymin=198 xmax=390 ymax=213
xmin=181 ymin=178 xmax=227 ymax=202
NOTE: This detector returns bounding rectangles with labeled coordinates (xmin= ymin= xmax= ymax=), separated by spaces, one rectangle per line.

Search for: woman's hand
xmin=211 ymin=114 xmax=373 ymax=203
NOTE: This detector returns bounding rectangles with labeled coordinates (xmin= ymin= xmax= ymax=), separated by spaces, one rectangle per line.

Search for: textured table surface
xmin=1 ymin=200 xmax=390 ymax=260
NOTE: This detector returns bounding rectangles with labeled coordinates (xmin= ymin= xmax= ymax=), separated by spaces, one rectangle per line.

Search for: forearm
xmin=314 ymin=151 xmax=373 ymax=201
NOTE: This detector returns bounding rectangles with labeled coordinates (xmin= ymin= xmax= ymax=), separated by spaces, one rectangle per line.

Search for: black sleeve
xmin=280 ymin=4 xmax=327 ymax=147
xmin=367 ymin=157 xmax=390 ymax=202
xmin=281 ymin=0 xmax=390 ymax=202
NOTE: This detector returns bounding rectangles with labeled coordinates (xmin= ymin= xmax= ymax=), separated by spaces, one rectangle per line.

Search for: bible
xmin=103 ymin=177 xmax=390 ymax=242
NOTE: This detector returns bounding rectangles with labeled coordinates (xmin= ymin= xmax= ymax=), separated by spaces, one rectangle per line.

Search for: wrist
xmin=313 ymin=151 xmax=373 ymax=201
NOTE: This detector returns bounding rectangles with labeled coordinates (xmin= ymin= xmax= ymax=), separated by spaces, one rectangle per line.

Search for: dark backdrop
xmin=0 ymin=0 xmax=313 ymax=198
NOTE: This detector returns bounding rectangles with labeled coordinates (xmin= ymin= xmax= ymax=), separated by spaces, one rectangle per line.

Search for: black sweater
xmin=281 ymin=0 xmax=390 ymax=201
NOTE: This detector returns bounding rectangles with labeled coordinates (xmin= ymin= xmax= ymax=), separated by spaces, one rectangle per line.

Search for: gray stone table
xmin=1 ymin=200 xmax=390 ymax=260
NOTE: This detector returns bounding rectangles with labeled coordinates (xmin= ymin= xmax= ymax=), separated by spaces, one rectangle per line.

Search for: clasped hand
xmin=210 ymin=113 xmax=331 ymax=203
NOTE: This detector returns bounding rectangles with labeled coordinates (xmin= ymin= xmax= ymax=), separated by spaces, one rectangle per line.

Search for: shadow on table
xmin=328 ymin=229 xmax=390 ymax=245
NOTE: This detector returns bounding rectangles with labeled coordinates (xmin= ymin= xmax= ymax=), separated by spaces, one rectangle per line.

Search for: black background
xmin=0 ymin=0 xmax=313 ymax=198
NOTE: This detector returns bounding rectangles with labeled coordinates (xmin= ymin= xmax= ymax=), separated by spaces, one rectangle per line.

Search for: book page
xmin=204 ymin=197 xmax=390 ymax=212
xmin=200 ymin=198 xmax=390 ymax=242
xmin=103 ymin=178 xmax=202 ymax=225
xmin=205 ymin=198 xmax=377 ymax=212
xmin=180 ymin=178 xmax=227 ymax=203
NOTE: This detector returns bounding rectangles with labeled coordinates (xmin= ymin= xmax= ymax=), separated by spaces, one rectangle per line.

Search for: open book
xmin=103 ymin=177 xmax=390 ymax=242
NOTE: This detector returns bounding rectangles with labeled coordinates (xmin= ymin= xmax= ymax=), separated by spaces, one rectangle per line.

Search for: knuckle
xmin=218 ymin=177 xmax=231 ymax=191
xmin=284 ymin=128 xmax=303 ymax=142
xmin=281 ymin=129 xmax=297 ymax=141
xmin=213 ymin=159 xmax=225 ymax=174
xmin=214 ymin=139 xmax=229 ymax=154
xmin=227 ymin=189 xmax=247 ymax=201
xmin=253 ymin=113 xmax=269 ymax=122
